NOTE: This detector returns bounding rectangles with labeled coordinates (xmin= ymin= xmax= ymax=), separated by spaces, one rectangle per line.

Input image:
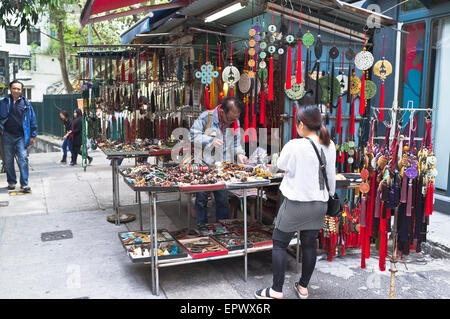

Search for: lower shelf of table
xmin=138 ymin=237 xmax=301 ymax=267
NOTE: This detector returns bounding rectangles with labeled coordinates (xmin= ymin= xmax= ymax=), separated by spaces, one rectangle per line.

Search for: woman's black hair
xmin=74 ymin=108 xmax=82 ymax=118
xmin=60 ymin=110 xmax=70 ymax=121
xmin=295 ymin=105 xmax=331 ymax=146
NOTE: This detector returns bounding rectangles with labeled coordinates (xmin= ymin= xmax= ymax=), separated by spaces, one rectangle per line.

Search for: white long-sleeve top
xmin=277 ymin=136 xmax=336 ymax=202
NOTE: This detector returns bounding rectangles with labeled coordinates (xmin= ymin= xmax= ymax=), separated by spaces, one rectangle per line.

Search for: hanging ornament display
xmin=195 ymin=39 xmax=218 ymax=109
xmin=285 ymin=11 xmax=294 ymax=89
xmin=284 ymin=75 xmax=306 ymax=100
xmin=373 ymin=36 xmax=392 ymax=122
xmin=355 ymin=31 xmax=373 ymax=115
xmin=222 ymin=42 xmax=240 ymax=92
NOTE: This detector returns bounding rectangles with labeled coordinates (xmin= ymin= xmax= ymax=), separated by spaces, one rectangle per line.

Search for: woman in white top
xmin=255 ymin=105 xmax=336 ymax=299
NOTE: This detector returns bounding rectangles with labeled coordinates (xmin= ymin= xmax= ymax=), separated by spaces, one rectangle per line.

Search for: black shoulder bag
xmin=305 ymin=137 xmax=342 ymax=217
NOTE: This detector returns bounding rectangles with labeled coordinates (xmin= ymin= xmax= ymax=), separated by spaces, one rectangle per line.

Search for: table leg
xmin=149 ymin=192 xmax=155 ymax=294
xmin=138 ymin=191 xmax=143 ymax=231
xmin=112 ymin=158 xmax=120 ymax=226
xmin=153 ymin=192 xmax=160 ymax=296
xmin=187 ymin=193 xmax=192 ymax=232
xmin=244 ymin=188 xmax=248 ymax=282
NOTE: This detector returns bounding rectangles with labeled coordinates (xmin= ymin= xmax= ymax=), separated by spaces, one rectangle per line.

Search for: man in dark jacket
xmin=0 ymin=80 xmax=37 ymax=192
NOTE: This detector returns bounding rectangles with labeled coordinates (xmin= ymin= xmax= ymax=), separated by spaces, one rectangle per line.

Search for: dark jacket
xmin=0 ymin=94 xmax=38 ymax=147
xmin=63 ymin=118 xmax=72 ymax=135
xmin=71 ymin=109 xmax=83 ymax=148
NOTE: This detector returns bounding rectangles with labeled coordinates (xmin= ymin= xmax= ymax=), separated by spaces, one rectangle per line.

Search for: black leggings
xmin=271 ymin=228 xmax=319 ymax=293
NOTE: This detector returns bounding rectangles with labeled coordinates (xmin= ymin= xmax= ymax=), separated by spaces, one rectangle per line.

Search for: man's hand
xmin=237 ymin=153 xmax=248 ymax=164
xmin=211 ymin=138 xmax=224 ymax=148
xmin=29 ymin=137 xmax=35 ymax=147
xmin=0 ymin=129 xmax=3 ymax=135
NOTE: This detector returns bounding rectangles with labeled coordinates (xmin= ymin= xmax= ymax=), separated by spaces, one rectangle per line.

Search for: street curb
xmin=422 ymin=240 xmax=450 ymax=259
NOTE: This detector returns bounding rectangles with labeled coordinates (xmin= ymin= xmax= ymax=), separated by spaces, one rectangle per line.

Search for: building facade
xmin=0 ymin=19 xmax=63 ymax=102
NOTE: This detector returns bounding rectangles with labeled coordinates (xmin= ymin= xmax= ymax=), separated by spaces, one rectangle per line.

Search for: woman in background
xmin=70 ymin=108 xmax=93 ymax=166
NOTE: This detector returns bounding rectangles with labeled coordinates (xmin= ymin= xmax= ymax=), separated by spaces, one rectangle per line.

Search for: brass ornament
xmin=373 ymin=59 xmax=393 ymax=80
xmin=349 ymin=76 xmax=361 ymax=95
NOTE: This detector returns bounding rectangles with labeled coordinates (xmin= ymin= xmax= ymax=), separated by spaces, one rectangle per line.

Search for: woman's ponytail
xmin=319 ymin=124 xmax=331 ymax=147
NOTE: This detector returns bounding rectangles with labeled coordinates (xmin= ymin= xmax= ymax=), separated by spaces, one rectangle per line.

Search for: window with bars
xmin=9 ymin=57 xmax=33 ymax=71
xmin=5 ymin=26 xmax=20 ymax=44
xmin=23 ymin=88 xmax=32 ymax=101
xmin=27 ymin=28 xmax=41 ymax=46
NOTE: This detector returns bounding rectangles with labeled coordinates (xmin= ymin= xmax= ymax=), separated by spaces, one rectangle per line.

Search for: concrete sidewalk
xmin=0 ymin=151 xmax=449 ymax=299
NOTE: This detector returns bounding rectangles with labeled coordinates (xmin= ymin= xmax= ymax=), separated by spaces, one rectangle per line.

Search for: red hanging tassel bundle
xmin=260 ymin=86 xmax=266 ymax=127
xmin=425 ymin=181 xmax=434 ymax=216
xmin=378 ymin=81 xmax=385 ymax=121
xmin=121 ymin=57 xmax=126 ymax=83
xmin=379 ymin=203 xmax=386 ymax=271
xmin=251 ymin=100 xmax=257 ymax=142
xmin=205 ymin=86 xmax=210 ymax=110
xmin=337 ymin=96 xmax=342 ymax=134
xmin=286 ymin=46 xmax=292 ymax=89
xmin=268 ymin=56 xmax=274 ymax=101
xmin=244 ymin=99 xmax=249 ymax=143
xmin=230 ymin=88 xmax=234 ymax=97
xmin=359 ymin=71 xmax=366 ymax=115
xmin=296 ymin=43 xmax=302 ymax=84
xmin=350 ymin=96 xmax=356 ymax=135
xmin=128 ymin=54 xmax=133 ymax=84
xmin=233 ymin=120 xmax=239 ymax=134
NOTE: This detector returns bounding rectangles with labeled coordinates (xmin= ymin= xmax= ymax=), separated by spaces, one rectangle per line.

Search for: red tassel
xmin=128 ymin=54 xmax=133 ymax=84
xmin=378 ymin=81 xmax=385 ymax=121
xmin=350 ymin=96 xmax=356 ymax=135
xmin=296 ymin=43 xmax=302 ymax=84
xmin=268 ymin=56 xmax=274 ymax=101
xmin=286 ymin=46 xmax=292 ymax=89
xmin=426 ymin=182 xmax=434 ymax=216
xmin=121 ymin=57 xmax=126 ymax=83
xmin=359 ymin=71 xmax=365 ymax=115
xmin=337 ymin=96 xmax=342 ymax=134
xmin=244 ymin=100 xmax=249 ymax=143
xmin=292 ymin=106 xmax=297 ymax=139
xmin=205 ymin=86 xmax=210 ymax=109
xmin=361 ymin=226 xmax=366 ymax=268
xmin=233 ymin=120 xmax=238 ymax=134
xmin=379 ymin=204 xmax=386 ymax=271
xmin=260 ymin=87 xmax=266 ymax=127
xmin=251 ymin=100 xmax=256 ymax=142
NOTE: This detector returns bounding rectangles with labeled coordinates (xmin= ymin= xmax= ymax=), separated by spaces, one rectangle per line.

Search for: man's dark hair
xmin=9 ymin=80 xmax=24 ymax=89
xmin=221 ymin=96 xmax=244 ymax=113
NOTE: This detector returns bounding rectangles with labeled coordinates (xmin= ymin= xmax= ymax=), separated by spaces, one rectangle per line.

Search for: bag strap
xmin=305 ymin=137 xmax=331 ymax=194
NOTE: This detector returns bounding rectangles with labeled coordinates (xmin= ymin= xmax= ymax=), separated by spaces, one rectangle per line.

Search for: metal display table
xmin=100 ymin=147 xmax=177 ymax=226
xmin=119 ymin=173 xmax=356 ymax=295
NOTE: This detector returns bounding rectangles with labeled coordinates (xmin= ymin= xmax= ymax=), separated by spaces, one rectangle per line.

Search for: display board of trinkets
xmin=212 ymin=232 xmax=254 ymax=251
xmin=97 ymin=138 xmax=173 ymax=155
xmin=218 ymin=219 xmax=264 ymax=233
xmin=119 ymin=229 xmax=175 ymax=246
xmin=178 ymin=237 xmax=229 ymax=259
xmin=126 ymin=241 xmax=188 ymax=263
xmin=245 ymin=230 xmax=273 ymax=247
xmin=197 ymin=223 xmax=229 ymax=236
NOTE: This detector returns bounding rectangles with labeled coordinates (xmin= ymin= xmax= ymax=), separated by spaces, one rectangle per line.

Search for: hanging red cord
xmin=286 ymin=12 xmax=292 ymax=89
xmin=128 ymin=54 xmax=133 ymax=84
xmin=296 ymin=7 xmax=302 ymax=84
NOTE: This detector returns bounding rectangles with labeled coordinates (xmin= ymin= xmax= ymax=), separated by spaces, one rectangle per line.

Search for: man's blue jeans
xmin=62 ymin=138 xmax=73 ymax=157
xmin=195 ymin=190 xmax=230 ymax=224
xmin=1 ymin=131 xmax=29 ymax=186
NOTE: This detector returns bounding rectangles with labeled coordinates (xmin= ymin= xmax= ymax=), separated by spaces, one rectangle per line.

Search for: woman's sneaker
xmin=7 ymin=184 xmax=16 ymax=190
xmin=21 ymin=185 xmax=31 ymax=193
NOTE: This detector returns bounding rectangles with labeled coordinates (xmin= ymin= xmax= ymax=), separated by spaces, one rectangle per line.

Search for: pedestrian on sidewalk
xmin=70 ymin=108 xmax=92 ymax=166
xmin=59 ymin=110 xmax=73 ymax=163
xmin=255 ymin=105 xmax=336 ymax=300
xmin=0 ymin=80 xmax=37 ymax=192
